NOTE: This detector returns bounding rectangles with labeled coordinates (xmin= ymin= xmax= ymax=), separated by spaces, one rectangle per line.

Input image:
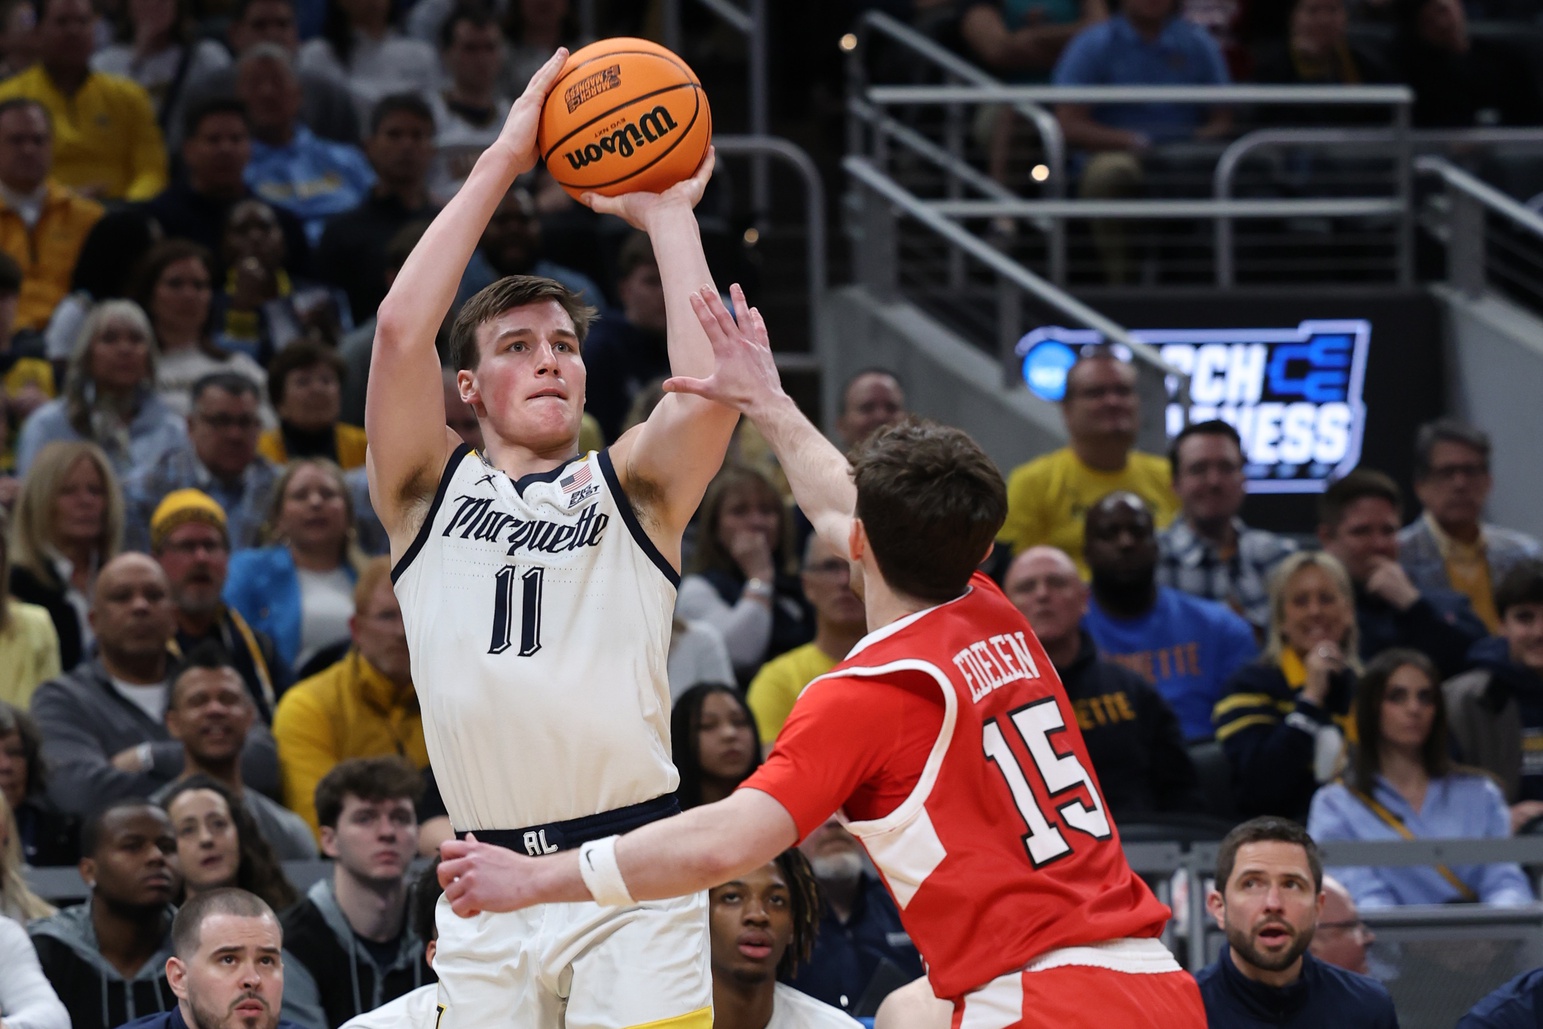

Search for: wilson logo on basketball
xmin=563 ymin=106 xmax=679 ymax=169
xmin=563 ymin=64 xmax=621 ymax=114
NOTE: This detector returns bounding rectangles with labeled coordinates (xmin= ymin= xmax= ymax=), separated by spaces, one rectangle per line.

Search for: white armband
xmin=578 ymin=835 xmax=635 ymax=907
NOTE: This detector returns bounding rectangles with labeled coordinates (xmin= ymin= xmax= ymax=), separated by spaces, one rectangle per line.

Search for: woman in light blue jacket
xmin=1308 ymin=648 xmax=1533 ymax=907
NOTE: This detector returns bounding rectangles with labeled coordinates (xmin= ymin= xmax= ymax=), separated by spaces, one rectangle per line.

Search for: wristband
xmin=578 ymin=836 xmax=635 ymax=907
xmin=743 ymin=578 xmax=773 ymax=600
xmin=137 ymin=742 xmax=154 ymax=771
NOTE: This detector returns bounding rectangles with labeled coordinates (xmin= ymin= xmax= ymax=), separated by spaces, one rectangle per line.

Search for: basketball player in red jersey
xmin=437 ymin=288 xmax=1206 ymax=1028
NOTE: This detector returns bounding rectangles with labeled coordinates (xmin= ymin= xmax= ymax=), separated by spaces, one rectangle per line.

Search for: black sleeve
xmin=1395 ymin=596 xmax=1486 ymax=679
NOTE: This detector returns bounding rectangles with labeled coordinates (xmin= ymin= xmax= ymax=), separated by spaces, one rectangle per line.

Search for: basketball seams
xmin=562 ymin=98 xmax=706 ymax=192
xmin=539 ymin=82 xmax=703 ymax=163
xmin=556 ymin=47 xmax=700 ymax=88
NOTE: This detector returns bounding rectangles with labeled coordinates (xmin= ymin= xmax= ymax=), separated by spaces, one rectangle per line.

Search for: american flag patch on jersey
xmin=560 ymin=464 xmax=592 ymax=492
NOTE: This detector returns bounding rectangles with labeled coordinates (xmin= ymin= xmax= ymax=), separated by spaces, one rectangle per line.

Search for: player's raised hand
xmin=664 ymin=284 xmax=784 ymax=415
xmin=581 ymin=147 xmax=716 ymax=231
xmin=493 ymin=47 xmax=569 ymax=175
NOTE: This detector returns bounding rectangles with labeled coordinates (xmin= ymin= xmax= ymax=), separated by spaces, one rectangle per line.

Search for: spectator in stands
xmin=1081 ymin=491 xmax=1256 ymax=742
xmin=149 ymin=492 xmax=288 ymax=719
xmin=1399 ymin=419 xmax=1541 ymax=633
xmin=220 ymin=198 xmax=350 ymax=363
xmin=156 ymin=645 xmax=312 ymax=859
xmin=666 ymin=613 xmax=735 ymax=705
xmin=709 ymin=849 xmax=861 ymax=1029
xmin=269 ymin=558 xmax=424 ymax=835
xmin=297 ymin=0 xmax=438 ymax=128
xmin=1051 ymin=0 xmax=1230 ymax=284
xmin=1198 ymin=817 xmax=1397 ymax=1028
xmin=0 ymin=0 xmax=167 ymax=201
xmin=0 ymin=701 xmax=77 ymax=865
xmin=16 ymin=301 xmax=187 ymax=479
xmin=1252 ymin=0 xmax=1394 ymax=90
xmin=0 ymin=858 xmax=62 ymax=1021
xmin=497 ymin=0 xmax=583 ymax=100
xmin=576 ymin=229 xmax=671 ymax=442
xmin=29 ymin=800 xmax=177 ymax=1029
xmin=1158 ymin=419 xmax=1296 ymax=632
xmin=142 ymin=98 xmax=311 ymax=276
xmin=0 ymin=0 xmax=35 ymax=81
xmin=998 ymin=351 xmax=1178 ymax=575
xmin=186 ymin=0 xmax=361 ymax=146
xmin=338 ymin=860 xmax=440 ymax=1029
xmin=1215 ymin=551 xmax=1358 ymax=821
xmin=1006 ymin=545 xmax=1204 ymax=819
xmin=746 ymin=536 xmax=865 ymax=745
xmin=8 ymin=440 xmax=122 ymax=669
xmin=0 ymin=97 xmax=102 ymax=333
xmin=0 ymin=251 xmax=53 ymax=431
xmin=788 ymin=819 xmax=921 ymax=1018
xmin=835 ymin=368 xmax=907 ymax=450
xmin=121 ymin=888 xmax=304 ymax=1029
xmin=1308 ymin=875 xmax=1373 ymax=975
xmin=41 ymin=210 xmax=159 ymax=369
xmin=337 ymin=220 xmax=424 ymax=427
xmin=0 ymin=508 xmax=60 ymax=707
xmin=1318 ymin=468 xmax=1487 ymax=678
xmin=128 ymin=377 xmax=280 ymax=554
xmin=454 ymin=184 xmax=604 ymax=321
xmin=317 ymin=96 xmax=439 ymax=324
xmin=671 ymin=684 xmax=761 ymax=811
xmin=1308 ymin=648 xmax=1532 ymax=906
xmin=426 ymin=2 xmax=508 ymax=204
xmin=224 ymin=458 xmax=363 ymax=672
xmin=159 ymin=776 xmax=302 ymax=908
xmin=678 ymin=465 xmax=812 ymax=685
xmin=280 ymin=757 xmax=431 ymax=1029
xmin=30 ymin=552 xmax=279 ymax=815
xmin=258 ymin=343 xmax=366 ymax=469
xmin=238 ymin=45 xmax=374 ymax=247
xmin=133 ymin=240 xmax=266 ymax=419
xmin=1392 ymin=0 xmax=1543 ymax=127
xmin=1459 ymin=967 xmax=1543 ymax=1029
xmin=1444 ymin=559 xmax=1543 ymax=832
xmin=89 ymin=0 xmax=229 ymax=146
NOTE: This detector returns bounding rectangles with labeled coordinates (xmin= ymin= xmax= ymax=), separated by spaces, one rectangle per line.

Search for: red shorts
xmin=950 ymin=940 xmax=1206 ymax=1029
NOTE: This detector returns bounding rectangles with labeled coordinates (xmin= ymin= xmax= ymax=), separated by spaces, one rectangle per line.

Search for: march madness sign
xmin=1017 ymin=320 xmax=1372 ymax=494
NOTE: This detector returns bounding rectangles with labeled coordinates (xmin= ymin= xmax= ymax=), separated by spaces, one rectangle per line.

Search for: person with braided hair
xmin=709 ymin=848 xmax=858 ymax=1029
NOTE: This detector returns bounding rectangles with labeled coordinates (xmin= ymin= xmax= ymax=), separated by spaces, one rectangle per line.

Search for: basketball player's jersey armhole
xmin=390 ymin=442 xmax=473 ymax=584
xmin=597 ymin=448 xmax=680 ymax=587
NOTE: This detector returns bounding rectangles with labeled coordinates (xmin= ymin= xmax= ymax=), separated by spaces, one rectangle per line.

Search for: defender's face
xmin=463 ymin=300 xmax=585 ymax=455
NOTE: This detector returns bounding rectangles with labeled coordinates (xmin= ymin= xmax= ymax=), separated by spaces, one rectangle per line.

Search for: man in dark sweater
xmin=280 ymin=757 xmax=432 ymax=1029
xmin=1198 ymin=817 xmax=1398 ymax=1028
xmin=1005 ymin=545 xmax=1204 ymax=823
xmin=30 ymin=801 xmax=178 ymax=1029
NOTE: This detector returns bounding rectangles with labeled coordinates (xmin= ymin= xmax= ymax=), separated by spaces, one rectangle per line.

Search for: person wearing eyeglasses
xmin=997 ymin=350 xmax=1178 ymax=580
xmin=1306 ymin=648 xmax=1533 ymax=908
xmin=126 ymin=372 xmax=281 ymax=553
xmin=1308 ymin=876 xmax=1374 ymax=976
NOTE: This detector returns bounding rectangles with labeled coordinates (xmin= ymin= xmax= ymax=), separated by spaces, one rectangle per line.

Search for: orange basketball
xmin=537 ymin=38 xmax=712 ymax=201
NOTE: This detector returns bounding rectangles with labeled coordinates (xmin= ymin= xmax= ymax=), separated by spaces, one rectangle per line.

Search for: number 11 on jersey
xmin=489 ymin=565 xmax=545 ymax=656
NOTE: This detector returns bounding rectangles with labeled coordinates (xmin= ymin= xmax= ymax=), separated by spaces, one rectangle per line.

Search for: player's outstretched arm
xmin=667 ymin=286 xmax=856 ymax=557
xmin=593 ymin=151 xmax=739 ymax=543
xmin=437 ymin=788 xmax=797 ymax=916
xmin=366 ymin=48 xmax=567 ymax=547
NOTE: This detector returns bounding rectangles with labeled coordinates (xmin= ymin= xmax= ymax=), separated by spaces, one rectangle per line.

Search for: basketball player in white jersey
xmin=365 ymin=49 xmax=739 ymax=1029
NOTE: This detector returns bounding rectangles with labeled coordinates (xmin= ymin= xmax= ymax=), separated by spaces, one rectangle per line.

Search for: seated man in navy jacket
xmin=1319 ymin=469 xmax=1487 ymax=678
xmin=1198 ymin=817 xmax=1397 ymax=1028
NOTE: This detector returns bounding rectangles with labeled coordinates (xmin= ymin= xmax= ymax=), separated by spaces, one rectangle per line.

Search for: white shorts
xmin=433 ymin=891 xmax=712 ymax=1029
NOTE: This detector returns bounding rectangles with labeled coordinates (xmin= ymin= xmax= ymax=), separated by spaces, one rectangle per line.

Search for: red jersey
xmin=741 ymin=573 xmax=1171 ymax=1000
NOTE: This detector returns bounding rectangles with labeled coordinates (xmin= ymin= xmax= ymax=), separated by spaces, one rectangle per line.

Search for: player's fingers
xmin=521 ymin=47 xmax=568 ymax=99
xmin=661 ymin=374 xmax=710 ymax=397
xmin=696 ymin=287 xmax=741 ymax=340
xmin=728 ymin=283 xmax=752 ymax=328
xmin=687 ymin=290 xmax=734 ymax=345
xmin=687 ymin=146 xmax=716 ymax=190
xmin=747 ymin=305 xmax=771 ymax=348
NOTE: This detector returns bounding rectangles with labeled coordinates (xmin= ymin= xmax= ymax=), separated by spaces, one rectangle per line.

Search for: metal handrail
xmin=1418 ymin=154 xmax=1543 ymax=238
xmin=924 ymin=197 xmax=1402 ymax=218
xmin=862 ymin=83 xmax=1416 ymax=105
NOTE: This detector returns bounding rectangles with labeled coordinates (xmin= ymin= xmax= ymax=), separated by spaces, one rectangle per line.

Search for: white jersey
xmin=768 ymin=984 xmax=864 ymax=1029
xmin=340 ymin=984 xmax=437 ymax=1029
xmin=392 ymin=445 xmax=679 ymax=829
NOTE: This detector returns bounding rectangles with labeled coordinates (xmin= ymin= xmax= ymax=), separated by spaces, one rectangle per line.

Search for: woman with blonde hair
xmin=1212 ymin=550 xmax=1361 ymax=822
xmin=223 ymin=458 xmax=365 ymax=675
xmin=14 ymin=300 xmax=186 ymax=479
xmin=7 ymin=441 xmax=124 ymax=670
xmin=0 ymin=791 xmax=53 ymax=921
xmin=0 ymin=508 xmax=60 ymax=708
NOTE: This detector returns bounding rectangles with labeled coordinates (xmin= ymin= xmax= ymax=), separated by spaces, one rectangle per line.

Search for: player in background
xmin=437 ymin=287 xmax=1206 ymax=1028
xmin=367 ymin=50 xmax=739 ymax=1029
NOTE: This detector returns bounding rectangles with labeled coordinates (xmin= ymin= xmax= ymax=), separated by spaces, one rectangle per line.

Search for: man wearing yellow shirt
xmin=0 ymin=0 xmax=166 ymax=201
xmin=998 ymin=351 xmax=1178 ymax=577
xmin=271 ymin=559 xmax=427 ymax=838
xmin=746 ymin=535 xmax=867 ymax=746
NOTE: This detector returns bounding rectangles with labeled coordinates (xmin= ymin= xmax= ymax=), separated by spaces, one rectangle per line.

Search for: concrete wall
xmin=819 ymin=286 xmax=1067 ymax=474
xmin=1437 ymin=285 xmax=1543 ymax=540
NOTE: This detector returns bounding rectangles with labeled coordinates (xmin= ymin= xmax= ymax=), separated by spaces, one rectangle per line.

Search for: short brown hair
xmin=449 ymin=275 xmax=597 ymax=372
xmin=171 ymin=887 xmax=277 ymax=959
xmin=267 ymin=340 xmax=346 ymax=409
xmin=1319 ymin=468 xmax=1402 ymax=532
xmin=850 ymin=419 xmax=1006 ymax=602
xmin=314 ymin=756 xmax=424 ymax=829
xmin=1215 ymin=816 xmax=1322 ymax=893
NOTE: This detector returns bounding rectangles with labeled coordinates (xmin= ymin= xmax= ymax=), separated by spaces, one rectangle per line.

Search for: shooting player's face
xmin=465 ymin=300 xmax=585 ymax=455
